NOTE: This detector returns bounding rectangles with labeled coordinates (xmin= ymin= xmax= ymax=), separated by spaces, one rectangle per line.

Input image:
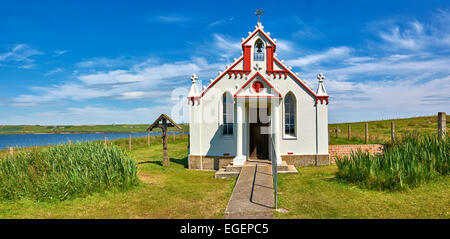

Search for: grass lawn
xmin=0 ymin=136 xmax=235 ymax=219
xmin=275 ymin=165 xmax=450 ymax=219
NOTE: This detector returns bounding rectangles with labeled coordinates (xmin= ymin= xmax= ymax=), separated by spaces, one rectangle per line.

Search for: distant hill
xmin=0 ymin=124 xmax=189 ymax=134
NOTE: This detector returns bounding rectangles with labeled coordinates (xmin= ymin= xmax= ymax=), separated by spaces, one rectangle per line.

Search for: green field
xmin=329 ymin=114 xmax=449 ymax=144
xmin=0 ymin=133 xmax=448 ymax=218
xmin=0 ymin=124 xmax=189 ymax=134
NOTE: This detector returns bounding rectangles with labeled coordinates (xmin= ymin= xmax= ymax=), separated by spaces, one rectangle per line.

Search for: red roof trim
xmin=233 ymin=72 xmax=282 ymax=98
xmin=241 ymin=29 xmax=276 ymax=52
xmin=200 ymin=57 xmax=243 ymax=98
xmin=273 ymin=57 xmax=318 ymax=98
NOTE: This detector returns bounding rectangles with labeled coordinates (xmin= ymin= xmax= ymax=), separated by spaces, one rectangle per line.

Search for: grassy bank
xmin=0 ymin=135 xmax=235 ymax=218
xmin=336 ymin=134 xmax=449 ymax=190
xmin=0 ymin=142 xmax=139 ymax=201
xmin=275 ymin=165 xmax=449 ymax=219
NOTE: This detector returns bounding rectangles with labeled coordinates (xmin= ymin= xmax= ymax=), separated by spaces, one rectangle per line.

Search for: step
xmin=225 ymin=165 xmax=243 ymax=173
xmin=277 ymin=161 xmax=290 ymax=171
xmin=215 ymin=168 xmax=240 ymax=179
xmin=278 ymin=164 xmax=298 ymax=174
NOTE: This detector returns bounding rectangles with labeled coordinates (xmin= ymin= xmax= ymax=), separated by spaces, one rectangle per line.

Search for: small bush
xmin=0 ymin=142 xmax=139 ymax=201
xmin=336 ymin=134 xmax=449 ymax=191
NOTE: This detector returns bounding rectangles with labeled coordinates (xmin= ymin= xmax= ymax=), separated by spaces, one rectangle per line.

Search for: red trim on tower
xmin=315 ymin=96 xmax=329 ymax=105
xmin=188 ymin=96 xmax=201 ymax=104
xmin=243 ymin=45 xmax=252 ymax=72
xmin=266 ymin=45 xmax=274 ymax=72
xmin=233 ymin=72 xmax=282 ymax=98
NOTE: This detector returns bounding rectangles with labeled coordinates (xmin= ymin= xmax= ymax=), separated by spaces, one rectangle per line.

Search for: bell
xmin=256 ymin=42 xmax=263 ymax=52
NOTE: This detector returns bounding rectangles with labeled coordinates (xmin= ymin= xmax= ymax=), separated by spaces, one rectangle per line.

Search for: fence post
xmin=438 ymin=112 xmax=447 ymax=139
xmin=348 ymin=125 xmax=351 ymax=140
xmin=9 ymin=147 xmax=13 ymax=156
xmin=104 ymin=137 xmax=107 ymax=146
xmin=147 ymin=133 xmax=150 ymax=146
xmin=391 ymin=121 xmax=395 ymax=144
xmin=129 ymin=135 xmax=132 ymax=150
xmin=335 ymin=125 xmax=339 ymax=138
xmin=69 ymin=140 xmax=72 ymax=145
xmin=365 ymin=123 xmax=368 ymax=144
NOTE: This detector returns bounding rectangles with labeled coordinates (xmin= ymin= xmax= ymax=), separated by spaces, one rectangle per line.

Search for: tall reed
xmin=0 ymin=142 xmax=139 ymax=201
xmin=336 ymin=134 xmax=449 ymax=190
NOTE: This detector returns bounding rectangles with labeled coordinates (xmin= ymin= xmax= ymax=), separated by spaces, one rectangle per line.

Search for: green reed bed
xmin=0 ymin=142 xmax=139 ymax=202
xmin=336 ymin=134 xmax=449 ymax=191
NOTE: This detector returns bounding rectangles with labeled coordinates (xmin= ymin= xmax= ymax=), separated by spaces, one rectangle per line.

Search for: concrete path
xmin=224 ymin=164 xmax=274 ymax=219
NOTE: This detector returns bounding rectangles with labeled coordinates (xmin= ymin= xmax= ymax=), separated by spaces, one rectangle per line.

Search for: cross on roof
xmin=255 ymin=9 xmax=264 ymax=23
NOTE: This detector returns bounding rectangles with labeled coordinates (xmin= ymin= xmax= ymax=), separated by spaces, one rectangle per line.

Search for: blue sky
xmin=0 ymin=0 xmax=449 ymax=125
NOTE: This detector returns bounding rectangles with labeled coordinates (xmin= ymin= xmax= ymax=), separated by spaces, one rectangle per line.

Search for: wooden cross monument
xmin=147 ymin=114 xmax=182 ymax=167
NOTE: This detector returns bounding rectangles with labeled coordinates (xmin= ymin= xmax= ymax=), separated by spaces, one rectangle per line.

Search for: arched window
xmin=284 ymin=93 xmax=296 ymax=137
xmin=254 ymin=39 xmax=265 ymax=61
xmin=222 ymin=92 xmax=234 ymax=135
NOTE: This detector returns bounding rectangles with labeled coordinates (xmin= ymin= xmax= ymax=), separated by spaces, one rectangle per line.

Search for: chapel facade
xmin=188 ymin=21 xmax=329 ymax=170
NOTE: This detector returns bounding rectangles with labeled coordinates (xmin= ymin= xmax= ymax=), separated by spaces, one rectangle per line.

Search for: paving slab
xmin=224 ymin=164 xmax=274 ymax=219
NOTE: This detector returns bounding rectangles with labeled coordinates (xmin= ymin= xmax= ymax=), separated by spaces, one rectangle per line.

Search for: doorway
xmin=249 ymin=106 xmax=270 ymax=160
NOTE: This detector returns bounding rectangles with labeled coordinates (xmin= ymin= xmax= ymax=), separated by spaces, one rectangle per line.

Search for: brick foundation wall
xmin=188 ymin=155 xmax=233 ymax=170
xmin=328 ymin=144 xmax=384 ymax=164
xmin=281 ymin=155 xmax=330 ymax=167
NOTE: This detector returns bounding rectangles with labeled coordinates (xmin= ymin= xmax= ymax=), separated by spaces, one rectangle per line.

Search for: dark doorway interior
xmin=249 ymin=107 xmax=270 ymax=160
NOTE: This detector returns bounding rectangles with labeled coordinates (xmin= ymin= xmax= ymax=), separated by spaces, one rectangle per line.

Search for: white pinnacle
xmin=188 ymin=74 xmax=200 ymax=98
xmin=316 ymin=73 xmax=328 ymax=96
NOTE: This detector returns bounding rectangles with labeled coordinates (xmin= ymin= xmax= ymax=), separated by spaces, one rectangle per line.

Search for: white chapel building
xmin=188 ymin=21 xmax=329 ymax=170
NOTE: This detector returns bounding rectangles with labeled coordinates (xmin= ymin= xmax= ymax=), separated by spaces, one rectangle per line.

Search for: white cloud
xmin=208 ymin=17 xmax=234 ymax=28
xmin=0 ymin=44 xmax=43 ymax=68
xmin=276 ymin=39 xmax=294 ymax=52
xmin=54 ymin=50 xmax=68 ymax=56
xmin=152 ymin=15 xmax=190 ymax=23
xmin=75 ymin=56 xmax=130 ymax=68
xmin=213 ymin=34 xmax=241 ymax=59
xmin=377 ymin=10 xmax=450 ymax=51
xmin=379 ymin=26 xmax=420 ymax=50
xmin=11 ymin=57 xmax=220 ymax=106
xmin=45 ymin=68 xmax=64 ymax=76
xmin=1 ymin=106 xmax=175 ymax=125
xmin=286 ymin=47 xmax=351 ymax=67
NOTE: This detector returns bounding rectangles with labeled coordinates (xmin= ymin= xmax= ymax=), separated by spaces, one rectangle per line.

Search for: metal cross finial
xmin=255 ymin=9 xmax=264 ymax=23
xmin=317 ymin=73 xmax=325 ymax=83
xmin=190 ymin=74 xmax=198 ymax=84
